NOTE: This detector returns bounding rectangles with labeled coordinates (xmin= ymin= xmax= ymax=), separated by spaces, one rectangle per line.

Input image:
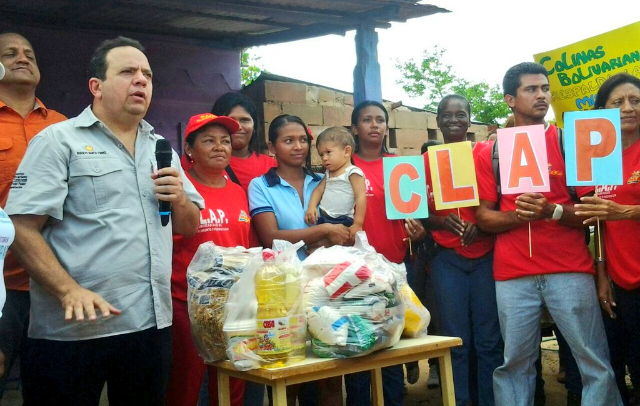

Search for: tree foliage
xmin=241 ymin=48 xmax=262 ymax=87
xmin=396 ymin=47 xmax=511 ymax=124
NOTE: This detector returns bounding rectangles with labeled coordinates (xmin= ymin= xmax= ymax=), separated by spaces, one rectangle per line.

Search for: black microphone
xmin=155 ymin=139 xmax=173 ymax=227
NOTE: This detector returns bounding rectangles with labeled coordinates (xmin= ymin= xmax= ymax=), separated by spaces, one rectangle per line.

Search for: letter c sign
xmin=383 ymin=156 xmax=429 ymax=220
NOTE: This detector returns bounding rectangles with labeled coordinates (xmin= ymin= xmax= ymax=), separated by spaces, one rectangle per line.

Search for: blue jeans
xmin=431 ymin=249 xmax=503 ymax=406
xmin=242 ymin=381 xmax=265 ymax=406
xmin=344 ymin=365 xmax=404 ymax=406
xmin=494 ymin=273 xmax=622 ymax=406
xmin=317 ymin=214 xmax=353 ymax=227
xmin=555 ymin=326 xmax=582 ymax=396
xmin=604 ymin=282 xmax=640 ymax=405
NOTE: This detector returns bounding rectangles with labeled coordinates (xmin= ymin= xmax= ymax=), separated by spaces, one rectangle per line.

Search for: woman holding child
xmin=248 ymin=114 xmax=349 ymax=406
xmin=423 ymin=95 xmax=503 ymax=406
xmin=305 ymin=126 xmax=366 ymax=239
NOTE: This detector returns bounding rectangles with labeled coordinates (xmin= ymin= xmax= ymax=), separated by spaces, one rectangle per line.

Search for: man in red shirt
xmin=474 ymin=62 xmax=621 ymax=406
xmin=0 ymin=33 xmax=66 ymax=397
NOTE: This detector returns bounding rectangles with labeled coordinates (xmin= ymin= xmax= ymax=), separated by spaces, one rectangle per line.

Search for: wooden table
xmin=214 ymin=335 xmax=462 ymax=406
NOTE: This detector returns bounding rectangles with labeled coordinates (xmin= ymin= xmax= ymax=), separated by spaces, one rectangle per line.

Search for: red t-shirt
xmin=475 ymin=125 xmax=593 ymax=280
xmin=353 ymin=154 xmax=407 ymax=264
xmin=171 ymin=174 xmax=255 ymax=302
xmin=424 ymin=142 xmax=494 ymax=258
xmin=590 ymin=140 xmax=640 ymax=290
xmin=229 ymin=153 xmax=277 ymax=192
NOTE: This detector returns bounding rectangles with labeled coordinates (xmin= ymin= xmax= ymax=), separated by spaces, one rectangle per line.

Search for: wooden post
xmin=353 ymin=25 xmax=382 ymax=104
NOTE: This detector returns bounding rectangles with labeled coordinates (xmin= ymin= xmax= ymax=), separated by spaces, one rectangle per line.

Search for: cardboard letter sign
xmin=497 ymin=125 xmax=550 ymax=194
xmin=383 ymin=156 xmax=428 ymax=219
xmin=428 ymin=141 xmax=479 ymax=210
xmin=564 ymin=109 xmax=622 ymax=186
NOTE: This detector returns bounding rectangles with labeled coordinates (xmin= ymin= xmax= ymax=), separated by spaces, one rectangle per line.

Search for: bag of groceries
xmin=301 ymin=232 xmax=405 ymax=358
xmin=223 ymin=240 xmax=306 ymax=370
xmin=186 ymin=243 xmax=261 ymax=363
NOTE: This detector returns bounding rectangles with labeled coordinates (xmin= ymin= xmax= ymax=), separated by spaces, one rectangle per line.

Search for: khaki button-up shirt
xmin=6 ymin=106 xmax=204 ymax=340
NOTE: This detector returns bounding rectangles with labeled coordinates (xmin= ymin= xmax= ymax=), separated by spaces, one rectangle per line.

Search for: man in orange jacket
xmin=0 ymin=32 xmax=66 ymax=398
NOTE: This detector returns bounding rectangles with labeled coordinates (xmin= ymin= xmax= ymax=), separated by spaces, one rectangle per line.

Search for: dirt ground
xmin=404 ymin=337 xmax=567 ymax=406
xmin=0 ymin=337 xmax=569 ymax=406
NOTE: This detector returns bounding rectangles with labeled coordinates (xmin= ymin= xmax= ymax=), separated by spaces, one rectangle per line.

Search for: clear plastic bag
xmin=398 ymin=283 xmax=431 ymax=337
xmin=223 ymin=240 xmax=306 ymax=370
xmin=302 ymin=232 xmax=405 ymax=358
xmin=370 ymin=253 xmax=431 ymax=338
xmin=187 ymin=243 xmax=261 ymax=364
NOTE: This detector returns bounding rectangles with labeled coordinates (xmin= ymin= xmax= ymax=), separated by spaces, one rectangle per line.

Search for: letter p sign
xmin=383 ymin=156 xmax=428 ymax=219
xmin=564 ymin=109 xmax=623 ymax=186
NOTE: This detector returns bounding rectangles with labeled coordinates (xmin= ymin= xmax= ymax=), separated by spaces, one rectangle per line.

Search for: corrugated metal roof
xmin=2 ymin=0 xmax=448 ymax=48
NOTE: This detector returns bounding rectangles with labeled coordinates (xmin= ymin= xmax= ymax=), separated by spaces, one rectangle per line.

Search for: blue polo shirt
xmin=248 ymin=167 xmax=322 ymax=256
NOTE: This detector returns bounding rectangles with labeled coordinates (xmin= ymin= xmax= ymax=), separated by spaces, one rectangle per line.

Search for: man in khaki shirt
xmin=6 ymin=36 xmax=202 ymax=405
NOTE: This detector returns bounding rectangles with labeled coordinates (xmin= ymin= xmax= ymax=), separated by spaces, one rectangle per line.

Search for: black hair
xmin=502 ymin=62 xmax=548 ymax=97
xmin=420 ymin=139 xmax=443 ymax=155
xmin=88 ymin=36 xmax=145 ymax=80
xmin=594 ymin=73 xmax=640 ymax=109
xmin=268 ymin=114 xmax=312 ymax=169
xmin=211 ymin=92 xmax=263 ymax=154
xmin=350 ymin=100 xmax=390 ymax=154
xmin=437 ymin=94 xmax=471 ymax=117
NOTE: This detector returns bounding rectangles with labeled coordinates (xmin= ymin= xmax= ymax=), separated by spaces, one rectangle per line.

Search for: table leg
xmin=272 ymin=381 xmax=288 ymax=406
xmin=438 ymin=350 xmax=456 ymax=406
xmin=370 ymin=368 xmax=384 ymax=406
xmin=217 ymin=369 xmax=231 ymax=406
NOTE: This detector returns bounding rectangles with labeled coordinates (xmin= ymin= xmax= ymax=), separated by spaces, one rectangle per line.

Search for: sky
xmin=251 ymin=0 xmax=639 ymax=111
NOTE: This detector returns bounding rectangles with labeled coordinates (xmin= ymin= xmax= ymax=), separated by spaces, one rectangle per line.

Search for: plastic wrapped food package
xmin=187 ymin=243 xmax=261 ymax=363
xmin=302 ymin=232 xmax=405 ymax=358
xmin=398 ymin=284 xmax=431 ymax=337
xmin=368 ymin=248 xmax=431 ymax=338
xmin=223 ymin=240 xmax=306 ymax=370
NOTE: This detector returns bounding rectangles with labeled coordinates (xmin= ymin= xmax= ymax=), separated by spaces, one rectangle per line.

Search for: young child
xmin=305 ymin=127 xmax=366 ymax=240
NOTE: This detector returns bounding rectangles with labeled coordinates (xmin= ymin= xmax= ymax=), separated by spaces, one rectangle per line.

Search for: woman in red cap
xmin=167 ymin=113 xmax=256 ymax=406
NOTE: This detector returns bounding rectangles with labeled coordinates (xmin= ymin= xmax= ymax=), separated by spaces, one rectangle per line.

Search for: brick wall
xmin=247 ymin=79 xmax=488 ymax=164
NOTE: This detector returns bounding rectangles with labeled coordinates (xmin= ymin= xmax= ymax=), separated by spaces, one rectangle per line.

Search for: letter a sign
xmin=497 ymin=125 xmax=550 ymax=194
xmin=383 ymin=156 xmax=429 ymax=219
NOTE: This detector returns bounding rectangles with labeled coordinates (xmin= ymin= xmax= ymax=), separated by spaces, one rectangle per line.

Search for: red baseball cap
xmin=185 ymin=113 xmax=239 ymax=141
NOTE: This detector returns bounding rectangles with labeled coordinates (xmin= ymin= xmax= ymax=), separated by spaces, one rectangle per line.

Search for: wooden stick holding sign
xmin=564 ymin=109 xmax=623 ymax=260
xmin=383 ymin=156 xmax=429 ymax=254
xmin=497 ymin=124 xmax=550 ymax=257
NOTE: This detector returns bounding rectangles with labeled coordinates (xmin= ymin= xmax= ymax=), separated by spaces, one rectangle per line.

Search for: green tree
xmin=397 ymin=47 xmax=511 ymax=124
xmin=241 ymin=48 xmax=262 ymax=87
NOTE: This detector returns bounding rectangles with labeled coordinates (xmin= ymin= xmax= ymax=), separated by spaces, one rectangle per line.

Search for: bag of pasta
xmin=187 ymin=243 xmax=261 ymax=363
xmin=302 ymin=232 xmax=405 ymax=358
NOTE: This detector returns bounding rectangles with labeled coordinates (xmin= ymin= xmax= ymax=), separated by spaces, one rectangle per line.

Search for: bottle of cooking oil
xmin=284 ymin=263 xmax=306 ymax=363
xmin=255 ymin=249 xmax=291 ymax=368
